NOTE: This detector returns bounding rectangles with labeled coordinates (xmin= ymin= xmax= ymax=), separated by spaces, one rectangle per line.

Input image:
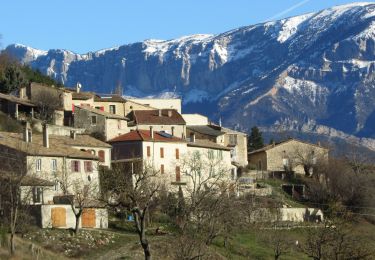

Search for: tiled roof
xmin=72 ymin=92 xmax=94 ymax=100
xmin=108 ymin=130 xmax=185 ymax=143
xmin=94 ymin=95 xmax=126 ymax=103
xmin=187 ymin=139 xmax=231 ymax=151
xmin=0 ymin=93 xmax=36 ymax=107
xmin=129 ymin=109 xmax=186 ymax=125
xmin=0 ymin=173 xmax=55 ymax=186
xmin=49 ymin=134 xmax=112 ymax=148
xmin=248 ymin=138 xmax=328 ymax=155
xmin=74 ymin=105 xmax=128 ymax=120
xmin=0 ymin=132 xmax=99 ymax=160
xmin=187 ymin=125 xmax=225 ymax=137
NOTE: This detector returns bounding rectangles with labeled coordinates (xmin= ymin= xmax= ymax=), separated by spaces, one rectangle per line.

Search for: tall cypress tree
xmin=248 ymin=126 xmax=264 ymax=152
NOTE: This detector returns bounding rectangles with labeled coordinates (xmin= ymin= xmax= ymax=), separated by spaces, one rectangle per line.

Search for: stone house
xmin=127 ymin=109 xmax=187 ymax=139
xmin=73 ymin=105 xmax=129 ymax=141
xmin=248 ymin=138 xmax=329 ymax=175
xmin=0 ymin=125 xmax=109 ymax=229
xmin=109 ymin=129 xmax=236 ymax=193
xmin=186 ymin=123 xmax=248 ymax=167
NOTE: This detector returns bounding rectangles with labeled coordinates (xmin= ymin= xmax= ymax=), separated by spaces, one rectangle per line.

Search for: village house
xmin=184 ymin=115 xmax=248 ymax=167
xmin=127 ymin=109 xmax=187 ymax=139
xmin=73 ymin=105 xmax=129 ymax=142
xmin=109 ymin=129 xmax=236 ymax=192
xmin=0 ymin=124 xmax=109 ymax=229
xmin=0 ymin=92 xmax=36 ymax=120
xmin=248 ymin=138 xmax=329 ymax=176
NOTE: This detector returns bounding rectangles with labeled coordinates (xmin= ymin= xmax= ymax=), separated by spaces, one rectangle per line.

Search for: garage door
xmin=82 ymin=208 xmax=96 ymax=228
xmin=51 ymin=207 xmax=66 ymax=228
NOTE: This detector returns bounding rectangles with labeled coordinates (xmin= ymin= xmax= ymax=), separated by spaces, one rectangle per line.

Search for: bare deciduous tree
xmin=103 ymin=161 xmax=160 ymax=260
xmin=32 ymin=89 xmax=63 ymax=123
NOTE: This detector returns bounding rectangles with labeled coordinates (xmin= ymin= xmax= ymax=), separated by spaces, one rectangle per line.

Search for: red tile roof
xmin=108 ymin=130 xmax=185 ymax=143
xmin=129 ymin=109 xmax=186 ymax=125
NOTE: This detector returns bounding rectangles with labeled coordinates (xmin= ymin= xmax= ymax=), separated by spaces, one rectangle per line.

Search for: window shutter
xmin=176 ymin=149 xmax=179 ymax=159
xmin=71 ymin=161 xmax=75 ymax=172
xmin=160 ymin=148 xmax=164 ymax=158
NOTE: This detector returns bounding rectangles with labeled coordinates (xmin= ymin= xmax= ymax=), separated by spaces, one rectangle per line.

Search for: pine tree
xmin=248 ymin=126 xmax=264 ymax=151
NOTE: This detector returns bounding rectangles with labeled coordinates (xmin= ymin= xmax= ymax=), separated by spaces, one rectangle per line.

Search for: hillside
xmin=4 ymin=2 xmax=375 ymax=148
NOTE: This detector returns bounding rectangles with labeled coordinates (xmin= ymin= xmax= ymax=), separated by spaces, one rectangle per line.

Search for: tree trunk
xmin=10 ymin=232 xmax=16 ymax=255
xmin=141 ymin=239 xmax=152 ymax=260
xmin=74 ymin=217 xmax=79 ymax=235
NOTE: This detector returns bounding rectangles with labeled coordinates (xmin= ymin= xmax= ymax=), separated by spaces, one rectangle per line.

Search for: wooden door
xmin=82 ymin=208 xmax=96 ymax=228
xmin=51 ymin=207 xmax=66 ymax=228
xmin=176 ymin=166 xmax=181 ymax=182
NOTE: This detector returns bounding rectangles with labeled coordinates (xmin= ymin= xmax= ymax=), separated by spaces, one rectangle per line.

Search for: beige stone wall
xmin=224 ymin=133 xmax=248 ymax=166
xmin=248 ymin=152 xmax=267 ymax=171
xmin=266 ymin=140 xmax=328 ymax=174
xmin=105 ymin=118 xmax=129 ymax=141
xmin=93 ymin=101 xmax=125 ymax=117
xmin=72 ymin=97 xmax=95 ymax=108
xmin=124 ymin=100 xmax=155 ymax=116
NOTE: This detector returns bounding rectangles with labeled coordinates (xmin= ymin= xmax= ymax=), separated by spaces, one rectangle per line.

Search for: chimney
xmin=167 ymin=110 xmax=172 ymax=117
xmin=158 ymin=109 xmax=162 ymax=117
xmin=171 ymin=126 xmax=175 ymax=136
xmin=150 ymin=126 xmax=154 ymax=139
xmin=76 ymin=82 xmax=82 ymax=93
xmin=43 ymin=124 xmax=49 ymax=148
xmin=70 ymin=130 xmax=76 ymax=140
xmin=190 ymin=133 xmax=195 ymax=143
xmin=23 ymin=121 xmax=32 ymax=143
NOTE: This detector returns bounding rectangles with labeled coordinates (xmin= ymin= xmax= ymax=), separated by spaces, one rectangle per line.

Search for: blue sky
xmin=0 ymin=0 xmax=370 ymax=53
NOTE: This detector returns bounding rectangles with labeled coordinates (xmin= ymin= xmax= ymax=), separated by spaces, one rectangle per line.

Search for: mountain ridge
xmin=4 ymin=2 xmax=375 ymax=148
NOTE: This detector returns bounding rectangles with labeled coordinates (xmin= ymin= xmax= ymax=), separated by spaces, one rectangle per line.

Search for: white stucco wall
xmin=24 ymin=156 xmax=101 ymax=204
xmin=40 ymin=205 xmax=108 ymax=229
xmin=128 ymin=98 xmax=182 ymax=113
xmin=182 ymin=114 xmax=209 ymax=126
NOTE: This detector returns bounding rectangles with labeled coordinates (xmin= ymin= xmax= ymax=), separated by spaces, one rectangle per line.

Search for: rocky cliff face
xmin=4 ymin=2 xmax=375 ymax=146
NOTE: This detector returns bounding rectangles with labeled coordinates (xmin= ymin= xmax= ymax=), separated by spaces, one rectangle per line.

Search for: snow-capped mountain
xmin=4 ymin=2 xmax=375 ymax=144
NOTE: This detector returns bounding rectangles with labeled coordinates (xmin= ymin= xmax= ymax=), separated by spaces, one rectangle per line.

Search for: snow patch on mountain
xmin=277 ymin=14 xmax=313 ymax=43
xmin=183 ymin=89 xmax=210 ymax=104
xmin=280 ymin=76 xmax=329 ymax=104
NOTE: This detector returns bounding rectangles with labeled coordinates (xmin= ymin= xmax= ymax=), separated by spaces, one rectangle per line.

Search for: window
xmin=109 ymin=105 xmax=116 ymax=114
xmin=160 ymin=164 xmax=164 ymax=174
xmin=231 ymin=168 xmax=237 ymax=180
xmin=175 ymin=166 xmax=181 ymax=182
xmin=36 ymin=159 xmax=42 ymax=172
xmin=71 ymin=160 xmax=80 ymax=172
xmin=84 ymin=161 xmax=93 ymax=172
xmin=228 ymin=134 xmax=238 ymax=145
xmin=160 ymin=147 xmax=164 ymax=158
xmin=208 ymin=150 xmax=214 ymax=160
xmin=51 ymin=159 xmax=57 ymax=172
xmin=54 ymin=180 xmax=59 ymax=191
xmin=147 ymin=146 xmax=151 ymax=157
xmin=175 ymin=148 xmax=179 ymax=159
xmin=91 ymin=115 xmax=97 ymax=125
xmin=32 ymin=187 xmax=42 ymax=204
xmin=217 ymin=150 xmax=223 ymax=160
xmin=117 ymin=120 xmax=121 ymax=129
xmin=98 ymin=150 xmax=105 ymax=162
